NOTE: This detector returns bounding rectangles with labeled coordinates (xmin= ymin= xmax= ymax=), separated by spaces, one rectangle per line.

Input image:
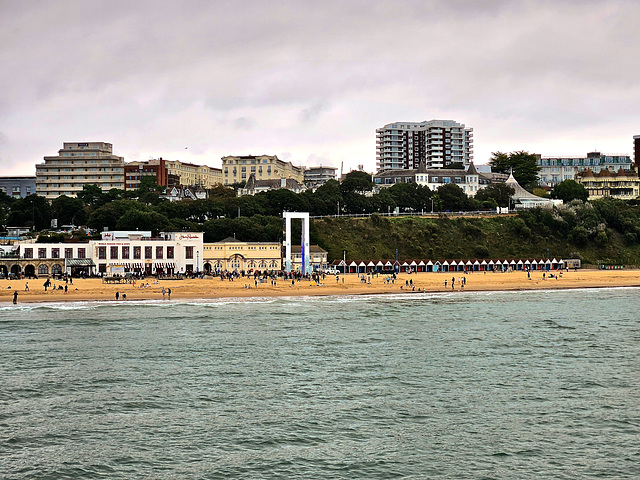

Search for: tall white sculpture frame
xmin=283 ymin=212 xmax=310 ymax=274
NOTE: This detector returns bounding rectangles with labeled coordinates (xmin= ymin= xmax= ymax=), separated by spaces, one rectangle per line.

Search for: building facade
xmin=0 ymin=177 xmax=36 ymax=198
xmin=203 ymin=237 xmax=282 ymax=272
xmin=164 ymin=160 xmax=222 ymax=188
xmin=36 ymin=142 xmax=125 ymax=199
xmin=124 ymin=158 xmax=172 ymax=190
xmin=289 ymin=245 xmax=328 ymax=272
xmin=537 ymin=152 xmax=633 ymax=187
xmin=374 ymin=163 xmax=482 ymax=197
xmin=304 ymin=166 xmax=337 ymax=188
xmin=376 ymin=120 xmax=473 ymax=171
xmin=221 ymin=155 xmax=305 ymax=186
xmin=575 ymin=167 xmax=640 ymax=200
xmin=238 ymin=175 xmax=306 ymax=196
xmin=13 ymin=231 xmax=205 ymax=277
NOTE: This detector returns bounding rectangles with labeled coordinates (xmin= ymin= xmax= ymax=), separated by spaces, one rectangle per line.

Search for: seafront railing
xmin=310 ymin=210 xmax=509 ymax=219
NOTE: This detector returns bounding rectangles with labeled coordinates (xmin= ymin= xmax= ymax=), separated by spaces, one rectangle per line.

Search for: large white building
xmin=376 ymin=120 xmax=473 ymax=171
xmin=14 ymin=231 xmax=204 ymax=277
xmin=373 ymin=163 xmax=483 ymax=197
xmin=36 ymin=142 xmax=125 ymax=199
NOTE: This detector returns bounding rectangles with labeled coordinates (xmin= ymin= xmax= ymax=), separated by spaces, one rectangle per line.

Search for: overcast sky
xmin=1 ymin=0 xmax=639 ymax=176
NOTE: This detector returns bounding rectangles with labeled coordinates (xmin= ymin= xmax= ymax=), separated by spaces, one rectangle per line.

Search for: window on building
xmin=133 ymin=246 xmax=141 ymax=259
xmin=167 ymin=246 xmax=174 ymax=259
xmin=98 ymin=247 xmax=106 ymax=259
xmin=24 ymin=248 xmax=33 ymax=259
xmin=52 ymin=248 xmax=60 ymax=258
xmin=156 ymin=246 xmax=163 ymax=259
xmin=65 ymin=248 xmax=73 ymax=259
xmin=78 ymin=248 xmax=85 ymax=259
xmin=185 ymin=246 xmax=194 ymax=259
xmin=38 ymin=248 xmax=46 ymax=259
xmin=122 ymin=246 xmax=130 ymax=259
xmin=145 ymin=246 xmax=152 ymax=259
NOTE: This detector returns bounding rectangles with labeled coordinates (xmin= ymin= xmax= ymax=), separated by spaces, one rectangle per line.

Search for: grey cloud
xmin=2 ymin=0 xmax=640 ymax=173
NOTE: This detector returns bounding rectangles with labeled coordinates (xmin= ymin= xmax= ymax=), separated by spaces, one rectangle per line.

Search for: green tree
xmin=437 ymin=184 xmax=469 ymax=211
xmin=475 ymin=183 xmax=515 ymax=207
xmin=51 ymin=195 xmax=88 ymax=226
xmin=551 ymin=179 xmax=589 ymax=203
xmin=77 ymin=184 xmax=107 ymax=209
xmin=303 ymin=179 xmax=343 ymax=216
xmin=6 ymin=195 xmax=52 ymax=231
xmin=340 ymin=171 xmax=373 ymax=194
xmin=489 ymin=151 xmax=541 ymax=192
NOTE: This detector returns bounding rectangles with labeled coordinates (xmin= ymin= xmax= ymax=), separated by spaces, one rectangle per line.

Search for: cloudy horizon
xmin=2 ymin=0 xmax=639 ymax=176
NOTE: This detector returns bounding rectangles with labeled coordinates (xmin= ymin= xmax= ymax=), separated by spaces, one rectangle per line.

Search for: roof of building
xmin=290 ymin=245 xmax=327 ymax=254
xmin=505 ymin=171 xmax=551 ymax=202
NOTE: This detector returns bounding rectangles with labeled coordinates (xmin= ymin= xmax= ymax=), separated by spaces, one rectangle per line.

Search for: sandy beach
xmin=2 ymin=269 xmax=639 ymax=304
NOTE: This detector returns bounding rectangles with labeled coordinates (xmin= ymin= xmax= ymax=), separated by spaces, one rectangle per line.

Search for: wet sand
xmin=2 ymin=269 xmax=639 ymax=304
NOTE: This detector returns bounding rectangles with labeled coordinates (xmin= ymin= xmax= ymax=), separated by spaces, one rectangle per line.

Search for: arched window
xmin=38 ymin=265 xmax=49 ymax=275
xmin=51 ymin=264 xmax=62 ymax=275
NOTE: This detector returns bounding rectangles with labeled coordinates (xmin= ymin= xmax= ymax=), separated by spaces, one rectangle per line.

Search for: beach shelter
xmin=376 ymin=260 xmax=384 ymax=272
xmin=384 ymin=260 xmax=394 ymax=272
xmin=544 ymin=259 xmax=552 ymax=271
xmin=480 ymin=259 xmax=488 ymax=271
xmin=495 ymin=259 xmax=502 ymax=271
xmin=466 ymin=260 xmax=474 ymax=271
xmin=367 ymin=261 xmax=375 ymax=272
xmin=473 ymin=260 xmax=480 ymax=271
xmin=517 ymin=259 xmax=524 ymax=271
xmin=487 ymin=259 xmax=495 ymax=271
xmin=426 ymin=260 xmax=434 ymax=272
xmin=524 ymin=259 xmax=531 ymax=270
xmin=442 ymin=260 xmax=450 ymax=272
xmin=418 ymin=260 xmax=425 ymax=272
xmin=410 ymin=260 xmax=418 ymax=273
xmin=509 ymin=260 xmax=517 ymax=270
xmin=357 ymin=261 xmax=366 ymax=273
xmin=400 ymin=261 xmax=409 ymax=272
xmin=530 ymin=259 xmax=539 ymax=270
xmin=433 ymin=260 xmax=441 ymax=272
xmin=349 ymin=260 xmax=358 ymax=273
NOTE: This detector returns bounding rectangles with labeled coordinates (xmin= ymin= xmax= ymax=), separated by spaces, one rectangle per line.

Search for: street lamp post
xmin=430 ymin=198 xmax=434 ymax=214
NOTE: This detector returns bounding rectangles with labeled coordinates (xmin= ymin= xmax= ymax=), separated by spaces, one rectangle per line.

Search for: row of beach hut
xmin=331 ymin=258 xmax=565 ymax=274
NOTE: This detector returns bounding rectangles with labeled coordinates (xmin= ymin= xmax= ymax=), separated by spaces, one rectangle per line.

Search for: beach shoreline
xmin=2 ymin=269 xmax=639 ymax=304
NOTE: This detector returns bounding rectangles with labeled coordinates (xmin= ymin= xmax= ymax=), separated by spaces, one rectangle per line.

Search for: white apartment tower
xmin=376 ymin=120 xmax=473 ymax=171
xmin=36 ymin=142 xmax=125 ymax=199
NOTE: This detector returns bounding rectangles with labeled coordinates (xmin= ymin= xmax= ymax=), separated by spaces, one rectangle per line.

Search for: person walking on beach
xmin=162 ymin=287 xmax=166 ymax=299
xmin=13 ymin=290 xmax=18 ymax=304
xmin=25 ymin=282 xmax=29 ymax=291
xmin=167 ymin=288 xmax=171 ymax=300
xmin=444 ymin=280 xmax=447 ymax=289
xmin=115 ymin=291 xmax=120 ymax=300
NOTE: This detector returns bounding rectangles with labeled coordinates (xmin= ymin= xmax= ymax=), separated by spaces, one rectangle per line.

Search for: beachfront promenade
xmin=2 ymin=269 xmax=639 ymax=304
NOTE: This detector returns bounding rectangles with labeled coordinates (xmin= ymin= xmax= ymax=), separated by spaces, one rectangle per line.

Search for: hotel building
xmin=304 ymin=166 xmax=338 ymax=188
xmin=537 ymin=152 xmax=634 ymax=187
xmin=374 ymin=163 xmax=483 ymax=197
xmin=164 ymin=160 xmax=222 ymax=188
xmin=221 ymin=155 xmax=305 ymax=186
xmin=36 ymin=142 xmax=125 ymax=199
xmin=376 ymin=120 xmax=473 ymax=171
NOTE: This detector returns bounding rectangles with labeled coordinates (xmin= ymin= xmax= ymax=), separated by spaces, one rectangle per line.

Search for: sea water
xmin=1 ymin=289 xmax=639 ymax=479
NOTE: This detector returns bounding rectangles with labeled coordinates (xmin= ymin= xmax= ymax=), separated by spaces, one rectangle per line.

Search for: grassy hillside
xmin=310 ymin=211 xmax=640 ymax=267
